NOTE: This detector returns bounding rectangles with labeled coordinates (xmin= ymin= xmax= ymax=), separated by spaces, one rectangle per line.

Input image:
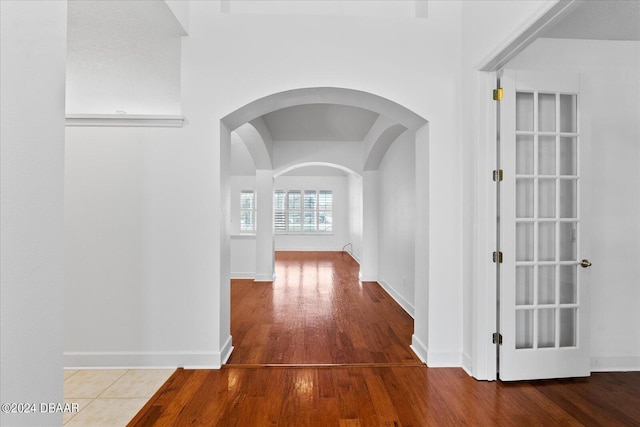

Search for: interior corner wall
xmin=507 ymin=38 xmax=640 ymax=371
xmin=1 ymin=2 xmax=67 ymax=425
xmin=377 ymin=131 xmax=416 ymax=316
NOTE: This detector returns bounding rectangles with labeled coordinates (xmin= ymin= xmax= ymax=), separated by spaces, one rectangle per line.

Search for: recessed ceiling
xmin=543 ymin=0 xmax=640 ymax=41
xmin=262 ymin=104 xmax=380 ymax=142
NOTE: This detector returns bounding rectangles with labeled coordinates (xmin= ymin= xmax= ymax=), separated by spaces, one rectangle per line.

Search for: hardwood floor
xmin=129 ymin=251 xmax=640 ymax=426
xmin=129 ymin=367 xmax=640 ymax=426
xmin=227 ymin=251 xmax=420 ymax=365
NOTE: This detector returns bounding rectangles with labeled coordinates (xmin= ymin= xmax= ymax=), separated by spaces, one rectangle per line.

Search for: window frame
xmin=274 ymin=189 xmax=333 ymax=234
xmin=239 ymin=190 xmax=257 ymax=233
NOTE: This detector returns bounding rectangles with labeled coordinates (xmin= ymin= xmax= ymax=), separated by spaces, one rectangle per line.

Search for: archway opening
xmin=221 ymin=87 xmax=429 ymax=365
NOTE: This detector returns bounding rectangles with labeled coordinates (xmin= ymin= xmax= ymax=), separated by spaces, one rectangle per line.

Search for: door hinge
xmin=493 ymin=251 xmax=503 ymax=263
xmin=493 ymin=87 xmax=503 ymax=101
xmin=492 ymin=332 xmax=503 ymax=345
xmin=492 ymin=169 xmax=503 ymax=182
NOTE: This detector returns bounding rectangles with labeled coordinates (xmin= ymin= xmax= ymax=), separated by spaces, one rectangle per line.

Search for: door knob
xmin=580 ymin=259 xmax=592 ymax=268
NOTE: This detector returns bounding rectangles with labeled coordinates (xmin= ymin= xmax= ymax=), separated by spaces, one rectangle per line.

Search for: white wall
xmin=65 ymin=126 xmax=227 ymax=368
xmin=1 ymin=1 xmax=67 ymax=425
xmin=230 ymin=236 xmax=257 ymax=279
xmin=347 ymin=174 xmax=363 ymax=262
xmin=273 ymin=175 xmax=350 ymax=251
xmin=231 ymin=132 xmax=258 ymax=175
xmin=377 ymin=131 xmax=416 ymax=316
xmin=230 ymin=175 xmax=257 ymax=278
xmin=507 ymin=38 xmax=640 ymax=371
xmin=67 ymin=0 xmax=185 ymax=114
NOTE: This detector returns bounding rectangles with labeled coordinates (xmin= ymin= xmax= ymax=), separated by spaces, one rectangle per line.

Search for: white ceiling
xmin=261 ymin=104 xmax=380 ymax=142
xmin=543 ymin=0 xmax=640 ymax=41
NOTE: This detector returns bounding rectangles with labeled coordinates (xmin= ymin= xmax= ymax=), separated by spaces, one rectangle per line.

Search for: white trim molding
xmin=426 ymin=349 xmax=463 ymax=368
xmin=230 ymin=272 xmax=255 ymax=280
xmin=591 ymin=356 xmax=640 ymax=372
xmin=410 ymin=335 xmax=428 ymax=364
xmin=254 ymin=273 xmax=276 ymax=282
xmin=65 ymin=114 xmax=185 ymax=127
xmin=462 ymin=352 xmax=473 ymax=377
xmin=377 ymin=278 xmax=415 ymax=318
xmin=477 ymin=0 xmax=581 ymax=72
xmin=64 ymin=349 xmax=229 ymax=369
xmin=220 ymin=336 xmax=234 ymax=366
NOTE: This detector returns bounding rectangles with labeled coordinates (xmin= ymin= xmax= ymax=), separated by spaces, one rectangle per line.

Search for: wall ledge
xmin=65 ymin=114 xmax=185 ymax=128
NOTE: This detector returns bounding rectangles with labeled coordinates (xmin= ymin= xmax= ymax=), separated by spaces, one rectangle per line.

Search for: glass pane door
xmin=515 ymin=90 xmax=579 ymax=350
xmin=499 ymin=69 xmax=589 ymax=381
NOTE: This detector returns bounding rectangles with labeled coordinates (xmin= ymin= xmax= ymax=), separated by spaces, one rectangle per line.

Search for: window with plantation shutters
xmin=274 ymin=190 xmax=286 ymax=232
xmin=239 ymin=190 xmax=256 ymax=232
xmin=274 ymin=189 xmax=332 ymax=233
xmin=318 ymin=190 xmax=332 ymax=232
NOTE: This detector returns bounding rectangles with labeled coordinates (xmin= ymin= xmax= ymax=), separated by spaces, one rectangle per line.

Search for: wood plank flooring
xmin=227 ymin=251 xmax=420 ymax=365
xmin=129 ymin=367 xmax=640 ymax=426
xmin=129 ymin=251 xmax=640 ymax=426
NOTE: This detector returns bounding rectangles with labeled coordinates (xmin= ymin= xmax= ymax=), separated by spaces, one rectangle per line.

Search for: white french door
xmin=499 ymin=69 xmax=591 ymax=381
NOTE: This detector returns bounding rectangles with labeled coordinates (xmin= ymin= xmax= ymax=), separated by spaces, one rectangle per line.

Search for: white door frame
xmin=472 ymin=0 xmax=583 ymax=381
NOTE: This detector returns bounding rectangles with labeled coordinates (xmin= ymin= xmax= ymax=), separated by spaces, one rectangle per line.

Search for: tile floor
xmin=63 ymin=369 xmax=174 ymax=426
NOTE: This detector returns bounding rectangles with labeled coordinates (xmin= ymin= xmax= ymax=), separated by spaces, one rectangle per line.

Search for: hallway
xmin=227 ymin=251 xmax=421 ymax=366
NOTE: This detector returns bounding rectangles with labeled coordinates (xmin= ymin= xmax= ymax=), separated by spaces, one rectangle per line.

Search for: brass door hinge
xmin=493 ymin=251 xmax=503 ymax=263
xmin=492 ymin=332 xmax=503 ymax=345
xmin=493 ymin=87 xmax=503 ymax=101
xmin=493 ymin=169 xmax=503 ymax=182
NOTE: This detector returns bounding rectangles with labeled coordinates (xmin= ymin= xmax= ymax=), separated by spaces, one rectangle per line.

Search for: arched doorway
xmin=220 ymin=87 xmax=429 ymax=364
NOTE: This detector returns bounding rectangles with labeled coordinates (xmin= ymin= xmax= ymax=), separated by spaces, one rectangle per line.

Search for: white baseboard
xmin=254 ymin=273 xmax=276 ymax=282
xmin=461 ymin=352 xmax=473 ymax=376
xmin=591 ymin=356 xmax=640 ymax=372
xmin=64 ymin=349 xmax=228 ymax=369
xmin=274 ymin=248 xmax=345 ymax=252
xmin=377 ymin=278 xmax=415 ymax=318
xmin=220 ymin=336 xmax=233 ymax=366
xmin=231 ymin=272 xmax=254 ymax=279
xmin=346 ymin=250 xmax=360 ymax=264
xmin=426 ymin=349 xmax=462 ymax=367
xmin=410 ymin=335 xmax=428 ymax=364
